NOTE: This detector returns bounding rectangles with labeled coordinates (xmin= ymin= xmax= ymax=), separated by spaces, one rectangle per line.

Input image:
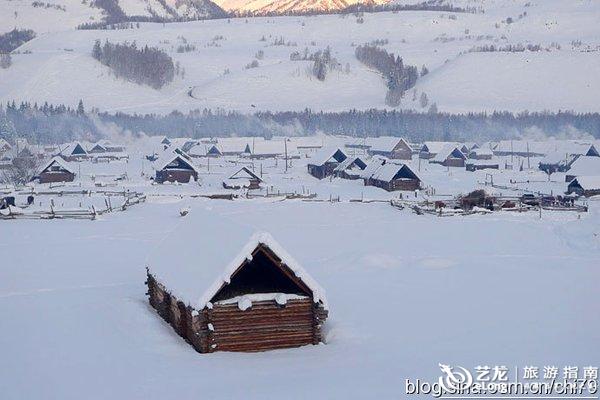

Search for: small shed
xmin=466 ymin=160 xmax=499 ymax=172
xmin=155 ymin=152 xmax=199 ymax=183
xmin=468 ymin=147 xmax=493 ymax=160
xmin=223 ymin=166 xmax=263 ymax=189
xmin=307 ymin=148 xmax=347 ymax=179
xmin=366 ymin=162 xmax=422 ymax=191
xmin=333 ymin=156 xmax=367 ymax=179
xmin=567 ymin=176 xmax=600 ymax=197
xmin=146 ymin=211 xmax=328 ymax=353
xmin=37 ymin=157 xmax=75 ymax=184
xmin=430 ymin=144 xmax=467 ymax=167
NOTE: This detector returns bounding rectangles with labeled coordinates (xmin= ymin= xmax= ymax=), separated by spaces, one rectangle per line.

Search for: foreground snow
xmin=0 ymin=198 xmax=598 ymax=399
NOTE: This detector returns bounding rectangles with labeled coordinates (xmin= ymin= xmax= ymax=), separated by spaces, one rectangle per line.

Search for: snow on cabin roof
xmin=370 ymin=162 xmax=420 ymax=183
xmin=567 ymin=156 xmax=600 ymax=176
xmin=248 ymin=140 xmax=299 ymax=157
xmin=540 ymin=151 xmax=577 ymax=165
xmin=229 ymin=166 xmax=262 ymax=182
xmin=494 ymin=140 xmax=596 ymax=156
xmin=421 ymin=141 xmax=458 ymax=154
xmin=358 ymin=157 xmax=386 ymax=179
xmin=309 ymin=147 xmax=347 ymax=166
xmin=470 ymin=147 xmax=493 ymax=156
xmin=155 ymin=150 xmax=200 ymax=173
xmin=334 ymin=156 xmax=365 ymax=172
xmin=147 ymin=208 xmax=328 ymax=310
xmin=571 ymin=176 xmax=600 ymax=190
xmin=40 ymin=156 xmax=74 ymax=174
xmin=365 ymin=137 xmax=410 ymax=153
xmin=431 ymin=144 xmax=466 ymax=163
xmin=60 ymin=142 xmax=87 ymax=156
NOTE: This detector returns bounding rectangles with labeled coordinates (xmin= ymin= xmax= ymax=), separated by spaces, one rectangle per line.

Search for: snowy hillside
xmin=1 ymin=0 xmax=599 ymax=114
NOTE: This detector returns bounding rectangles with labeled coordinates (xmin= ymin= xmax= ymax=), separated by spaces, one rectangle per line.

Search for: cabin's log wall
xmin=209 ymin=298 xmax=319 ymax=352
xmin=146 ymin=272 xmax=329 ymax=353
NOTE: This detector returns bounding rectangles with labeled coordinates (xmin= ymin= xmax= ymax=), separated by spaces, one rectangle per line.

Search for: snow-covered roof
xmin=156 ymin=150 xmax=200 ymax=173
xmin=39 ymin=156 xmax=74 ymax=174
xmin=147 ymin=208 xmax=328 ymax=310
xmin=366 ymin=137 xmax=410 ymax=153
xmin=422 ymin=141 xmax=460 ymax=154
xmin=60 ymin=142 xmax=87 ymax=156
xmin=309 ymin=147 xmax=347 ymax=166
xmin=540 ymin=151 xmax=577 ymax=165
xmin=570 ymin=176 xmax=600 ymax=190
xmin=247 ymin=140 xmax=299 ymax=158
xmin=229 ymin=166 xmax=262 ymax=182
xmin=567 ymin=156 xmax=600 ymax=176
xmin=494 ymin=140 xmax=596 ymax=156
xmin=334 ymin=156 xmax=365 ymax=172
xmin=370 ymin=162 xmax=420 ymax=182
xmin=432 ymin=144 xmax=466 ymax=163
xmin=358 ymin=157 xmax=386 ymax=179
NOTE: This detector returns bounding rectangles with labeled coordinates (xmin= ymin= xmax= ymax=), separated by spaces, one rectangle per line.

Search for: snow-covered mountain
xmin=214 ymin=0 xmax=387 ymax=15
xmin=0 ymin=0 xmax=226 ymax=32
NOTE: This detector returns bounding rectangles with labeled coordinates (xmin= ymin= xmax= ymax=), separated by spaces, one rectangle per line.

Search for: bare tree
xmin=1 ymin=157 xmax=41 ymax=186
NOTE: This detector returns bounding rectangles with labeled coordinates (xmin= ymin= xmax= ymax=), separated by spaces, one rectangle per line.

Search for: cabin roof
xmin=39 ymin=156 xmax=75 ymax=174
xmin=334 ymin=156 xmax=366 ymax=172
xmin=366 ymin=137 xmax=410 ymax=153
xmin=229 ymin=166 xmax=262 ymax=182
xmin=156 ymin=151 xmax=200 ymax=173
xmin=431 ymin=144 xmax=466 ymax=163
xmin=566 ymin=155 xmax=600 ymax=176
xmin=309 ymin=147 xmax=347 ymax=166
xmin=147 ymin=208 xmax=328 ymax=310
xmin=570 ymin=176 xmax=600 ymax=190
xmin=370 ymin=162 xmax=420 ymax=182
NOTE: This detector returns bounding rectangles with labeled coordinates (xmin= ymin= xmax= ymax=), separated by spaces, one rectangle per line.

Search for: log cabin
xmin=307 ymin=148 xmax=347 ymax=179
xmin=146 ymin=212 xmax=328 ymax=353
xmin=333 ymin=156 xmax=367 ymax=179
xmin=567 ymin=176 xmax=600 ymax=197
xmin=222 ymin=166 xmax=263 ymax=189
xmin=365 ymin=162 xmax=422 ymax=191
xmin=37 ymin=157 xmax=75 ymax=184
xmin=430 ymin=144 xmax=467 ymax=167
xmin=154 ymin=152 xmax=200 ymax=183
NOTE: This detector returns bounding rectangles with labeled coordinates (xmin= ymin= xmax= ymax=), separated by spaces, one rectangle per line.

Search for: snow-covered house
xmin=0 ymin=138 xmax=11 ymax=153
xmin=565 ymin=156 xmax=600 ymax=182
xmin=366 ymin=162 xmax=422 ymax=191
xmin=154 ymin=152 xmax=200 ymax=184
xmin=145 ymin=210 xmax=329 ymax=353
xmin=419 ymin=141 xmax=460 ymax=159
xmin=333 ymin=156 xmax=367 ymax=180
xmin=37 ymin=157 xmax=75 ymax=184
xmin=307 ymin=148 xmax=347 ymax=179
xmin=538 ymin=152 xmax=579 ymax=174
xmin=222 ymin=166 xmax=263 ymax=190
xmin=366 ymin=137 xmax=413 ymax=160
xmin=468 ymin=147 xmax=493 ymax=160
xmin=59 ymin=142 xmax=88 ymax=161
xmin=466 ymin=160 xmax=499 ymax=172
xmin=430 ymin=144 xmax=467 ymax=167
xmin=567 ymin=176 xmax=600 ymax=197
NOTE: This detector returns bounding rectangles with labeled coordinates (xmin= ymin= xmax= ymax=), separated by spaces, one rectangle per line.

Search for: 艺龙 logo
xmin=438 ymin=363 xmax=473 ymax=392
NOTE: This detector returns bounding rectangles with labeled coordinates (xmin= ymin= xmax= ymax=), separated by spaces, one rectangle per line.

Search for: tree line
xmin=92 ymin=40 xmax=175 ymax=89
xmin=3 ymin=101 xmax=600 ymax=145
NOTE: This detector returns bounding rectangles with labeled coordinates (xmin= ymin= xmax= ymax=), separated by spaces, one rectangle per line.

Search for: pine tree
xmin=77 ymin=99 xmax=85 ymax=115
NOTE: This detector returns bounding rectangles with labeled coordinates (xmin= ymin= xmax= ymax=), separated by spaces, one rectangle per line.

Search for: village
xmin=1 ymin=135 xmax=598 ymax=221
